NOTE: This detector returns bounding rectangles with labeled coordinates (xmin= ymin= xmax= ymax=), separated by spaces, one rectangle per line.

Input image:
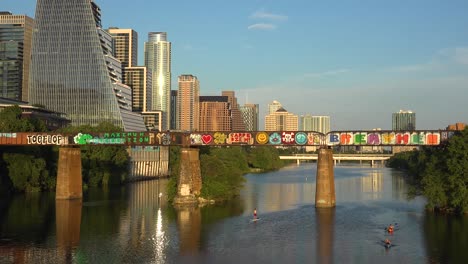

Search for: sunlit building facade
xmin=265 ymin=107 xmax=298 ymax=131
xmin=0 ymin=12 xmax=34 ymax=101
xmin=144 ymin=32 xmax=171 ymax=130
xmin=29 ymin=0 xmax=146 ymax=131
xmin=124 ymin=67 xmax=151 ymax=113
xmin=301 ymin=114 xmax=331 ymax=133
xmin=221 ymin=91 xmax=245 ymax=131
xmin=106 ymin=28 xmax=138 ymax=69
xmin=268 ymin=100 xmax=282 ymax=114
xmin=177 ymin=74 xmax=199 ymax=131
xmin=199 ymin=96 xmax=231 ymax=131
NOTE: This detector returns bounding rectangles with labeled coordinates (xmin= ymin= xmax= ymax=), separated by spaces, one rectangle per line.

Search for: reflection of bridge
xmin=0 ymin=130 xmax=454 ymax=208
xmin=279 ymin=154 xmax=393 ymax=166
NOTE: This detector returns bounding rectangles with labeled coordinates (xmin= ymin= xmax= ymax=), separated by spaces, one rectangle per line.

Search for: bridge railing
xmin=0 ymin=130 xmax=455 ymax=147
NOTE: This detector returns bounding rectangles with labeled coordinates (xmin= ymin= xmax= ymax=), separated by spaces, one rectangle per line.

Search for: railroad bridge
xmin=0 ymin=130 xmax=454 ymax=207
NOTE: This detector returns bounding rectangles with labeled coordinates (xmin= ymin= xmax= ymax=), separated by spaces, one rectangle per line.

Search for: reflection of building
xmin=199 ymin=96 xmax=231 ymax=131
xmin=177 ymin=74 xmax=199 ymax=131
xmin=144 ymin=32 xmax=171 ymax=130
xmin=361 ymin=170 xmax=383 ymax=200
xmin=265 ymin=106 xmax=298 ymax=131
xmin=0 ymin=12 xmax=34 ymax=102
xmin=29 ymin=0 xmax=146 ymax=131
xmin=240 ymin=103 xmax=259 ymax=131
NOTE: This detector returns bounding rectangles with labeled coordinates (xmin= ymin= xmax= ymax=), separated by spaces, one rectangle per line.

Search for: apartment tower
xmin=177 ymin=74 xmax=199 ymax=131
xmin=144 ymin=32 xmax=171 ymax=130
xmin=221 ymin=91 xmax=245 ymax=130
xmin=0 ymin=12 xmax=34 ymax=101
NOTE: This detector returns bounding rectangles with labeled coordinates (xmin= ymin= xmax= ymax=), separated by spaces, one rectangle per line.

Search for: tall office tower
xmin=240 ymin=103 xmax=259 ymax=131
xmin=265 ymin=107 xmax=298 ymax=131
xmin=0 ymin=12 xmax=34 ymax=101
xmin=177 ymin=74 xmax=199 ymax=131
xmin=221 ymin=91 xmax=245 ymax=130
xmin=199 ymin=96 xmax=231 ymax=131
xmin=106 ymin=28 xmax=138 ymax=68
xmin=124 ymin=67 xmax=151 ymax=112
xmin=144 ymin=32 xmax=171 ymax=130
xmin=170 ymin=90 xmax=178 ymax=130
xmin=268 ymin=100 xmax=283 ymax=114
xmin=29 ymin=0 xmax=146 ymax=131
xmin=392 ymin=110 xmax=416 ymax=130
xmin=301 ymin=114 xmax=331 ymax=134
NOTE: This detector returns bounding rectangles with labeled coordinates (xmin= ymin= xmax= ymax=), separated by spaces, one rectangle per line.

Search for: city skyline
xmin=3 ymin=0 xmax=468 ymax=130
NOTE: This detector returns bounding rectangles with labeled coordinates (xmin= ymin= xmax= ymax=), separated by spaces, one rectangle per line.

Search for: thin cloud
xmin=248 ymin=23 xmax=276 ymax=30
xmin=453 ymin=47 xmax=468 ymax=65
xmin=304 ymin=69 xmax=350 ymax=78
xmin=250 ymin=9 xmax=288 ymax=21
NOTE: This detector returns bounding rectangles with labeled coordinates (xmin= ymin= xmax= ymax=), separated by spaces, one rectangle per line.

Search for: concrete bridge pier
xmin=174 ymin=147 xmax=202 ymax=205
xmin=56 ymin=147 xmax=82 ymax=200
xmin=315 ymin=147 xmax=336 ymax=208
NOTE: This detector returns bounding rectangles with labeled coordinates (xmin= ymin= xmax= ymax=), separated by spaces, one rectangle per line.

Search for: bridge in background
xmin=279 ymin=153 xmax=393 ymax=166
xmin=0 ymin=130 xmax=455 ymax=207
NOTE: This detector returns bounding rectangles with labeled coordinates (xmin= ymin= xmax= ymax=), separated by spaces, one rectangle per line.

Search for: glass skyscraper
xmin=144 ymin=32 xmax=171 ymax=131
xmin=0 ymin=12 xmax=34 ymax=101
xmin=392 ymin=110 xmax=416 ymax=130
xmin=29 ymin=0 xmax=146 ymax=131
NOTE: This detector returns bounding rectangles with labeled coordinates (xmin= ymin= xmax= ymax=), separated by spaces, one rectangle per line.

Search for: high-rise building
xmin=29 ymin=0 xmax=146 ymax=131
xmin=199 ymin=96 xmax=231 ymax=131
xmin=124 ymin=67 xmax=151 ymax=112
xmin=240 ymin=103 xmax=259 ymax=131
xmin=144 ymin=32 xmax=171 ymax=130
xmin=170 ymin=90 xmax=178 ymax=130
xmin=392 ymin=110 xmax=416 ymax=130
xmin=177 ymin=74 xmax=199 ymax=131
xmin=268 ymin=100 xmax=282 ymax=114
xmin=222 ymin=91 xmax=245 ymax=131
xmin=301 ymin=114 xmax=330 ymax=134
xmin=0 ymin=12 xmax=34 ymax=101
xmin=106 ymin=28 xmax=138 ymax=68
xmin=265 ymin=107 xmax=298 ymax=131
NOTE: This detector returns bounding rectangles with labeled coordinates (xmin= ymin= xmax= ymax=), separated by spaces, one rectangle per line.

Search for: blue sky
xmin=4 ymin=0 xmax=468 ymax=130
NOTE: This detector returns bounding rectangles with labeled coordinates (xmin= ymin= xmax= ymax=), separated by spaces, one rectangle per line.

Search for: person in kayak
xmin=387 ymin=224 xmax=394 ymax=233
xmin=384 ymin=238 xmax=391 ymax=247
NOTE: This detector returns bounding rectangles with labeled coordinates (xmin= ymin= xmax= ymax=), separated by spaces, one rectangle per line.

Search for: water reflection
xmin=315 ymin=208 xmax=335 ymax=264
xmin=424 ymin=213 xmax=468 ymax=263
xmin=56 ymin=199 xmax=82 ymax=263
xmin=175 ymin=205 xmax=201 ymax=255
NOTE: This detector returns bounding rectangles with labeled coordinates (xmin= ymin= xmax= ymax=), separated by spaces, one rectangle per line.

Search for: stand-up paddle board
xmin=251 ymin=218 xmax=260 ymax=222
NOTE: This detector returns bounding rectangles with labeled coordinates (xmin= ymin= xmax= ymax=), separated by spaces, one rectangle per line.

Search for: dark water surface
xmin=1 ymin=163 xmax=468 ymax=263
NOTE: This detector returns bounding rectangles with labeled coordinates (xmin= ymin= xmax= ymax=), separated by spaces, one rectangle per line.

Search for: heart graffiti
xmin=202 ymin=134 xmax=213 ymax=144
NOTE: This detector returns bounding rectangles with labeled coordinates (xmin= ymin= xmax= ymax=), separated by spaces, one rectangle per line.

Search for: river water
xmin=1 ymin=163 xmax=467 ymax=264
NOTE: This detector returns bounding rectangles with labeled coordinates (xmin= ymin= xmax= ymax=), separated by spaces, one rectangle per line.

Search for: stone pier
xmin=173 ymin=147 xmax=202 ymax=205
xmin=315 ymin=147 xmax=336 ymax=208
xmin=56 ymin=147 xmax=82 ymax=200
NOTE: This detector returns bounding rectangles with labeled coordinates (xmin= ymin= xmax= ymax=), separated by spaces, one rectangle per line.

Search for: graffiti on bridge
xmin=0 ymin=130 xmax=455 ymax=146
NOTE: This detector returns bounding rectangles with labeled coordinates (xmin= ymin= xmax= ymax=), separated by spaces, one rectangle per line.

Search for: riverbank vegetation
xmin=0 ymin=105 xmax=131 ymax=195
xmin=167 ymin=146 xmax=294 ymax=202
xmin=387 ymin=128 xmax=468 ymax=214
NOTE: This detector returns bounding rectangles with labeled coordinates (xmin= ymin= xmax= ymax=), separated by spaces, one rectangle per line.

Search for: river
xmin=1 ymin=163 xmax=467 ymax=263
